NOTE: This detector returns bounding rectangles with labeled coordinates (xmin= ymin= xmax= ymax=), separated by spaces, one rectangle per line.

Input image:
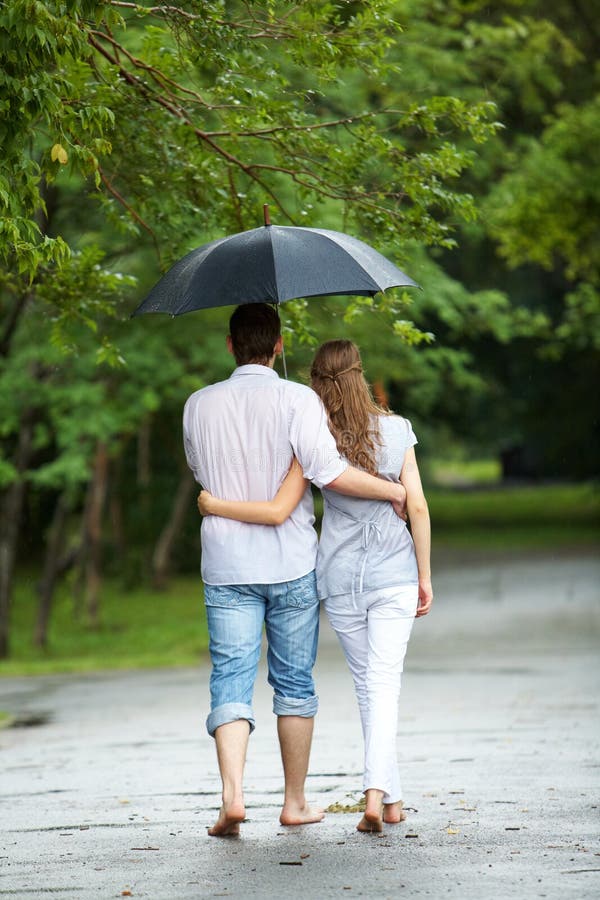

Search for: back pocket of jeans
xmin=285 ymin=572 xmax=318 ymax=608
xmin=203 ymin=584 xmax=240 ymax=607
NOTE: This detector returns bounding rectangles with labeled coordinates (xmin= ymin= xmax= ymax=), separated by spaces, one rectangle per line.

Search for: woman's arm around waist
xmin=197 ymin=458 xmax=307 ymax=526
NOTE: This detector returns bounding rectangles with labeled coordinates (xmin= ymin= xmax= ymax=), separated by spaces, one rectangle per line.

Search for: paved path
xmin=1 ymin=551 xmax=599 ymax=899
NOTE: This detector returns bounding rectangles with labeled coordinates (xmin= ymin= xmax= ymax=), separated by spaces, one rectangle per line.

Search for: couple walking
xmin=183 ymin=303 xmax=432 ymax=836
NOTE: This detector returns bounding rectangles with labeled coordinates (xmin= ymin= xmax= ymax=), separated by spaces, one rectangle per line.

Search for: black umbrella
xmin=132 ymin=207 xmax=418 ymax=317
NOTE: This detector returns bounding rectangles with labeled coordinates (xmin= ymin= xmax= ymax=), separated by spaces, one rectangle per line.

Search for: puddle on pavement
xmin=0 ymin=891 xmax=84 ymax=896
xmin=1 ymin=790 xmax=71 ymax=799
xmin=9 ymin=711 xmax=52 ymax=728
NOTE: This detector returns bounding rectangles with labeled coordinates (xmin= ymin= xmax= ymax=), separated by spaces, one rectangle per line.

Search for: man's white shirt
xmin=183 ymin=364 xmax=347 ymax=585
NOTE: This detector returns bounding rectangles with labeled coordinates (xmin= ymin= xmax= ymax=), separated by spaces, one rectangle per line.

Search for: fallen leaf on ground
xmin=446 ymin=828 xmax=459 ymax=835
xmin=325 ymin=795 xmax=365 ymax=813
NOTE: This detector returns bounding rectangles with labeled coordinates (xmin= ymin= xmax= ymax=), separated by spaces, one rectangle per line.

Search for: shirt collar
xmin=230 ymin=364 xmax=279 ymax=379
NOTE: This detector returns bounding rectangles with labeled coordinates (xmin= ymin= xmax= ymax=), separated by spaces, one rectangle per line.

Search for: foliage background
xmin=1 ymin=0 xmax=598 ymax=666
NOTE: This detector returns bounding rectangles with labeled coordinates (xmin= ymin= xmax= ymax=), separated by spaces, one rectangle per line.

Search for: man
xmin=183 ymin=303 xmax=406 ymax=836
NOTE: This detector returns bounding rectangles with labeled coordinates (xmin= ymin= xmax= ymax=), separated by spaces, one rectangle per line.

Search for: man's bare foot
xmin=279 ymin=803 xmax=324 ymax=826
xmin=383 ymin=801 xmax=407 ymax=824
xmin=207 ymin=800 xmax=246 ymax=837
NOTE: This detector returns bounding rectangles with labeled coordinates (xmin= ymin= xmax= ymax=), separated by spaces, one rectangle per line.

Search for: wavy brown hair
xmin=310 ymin=340 xmax=389 ymax=475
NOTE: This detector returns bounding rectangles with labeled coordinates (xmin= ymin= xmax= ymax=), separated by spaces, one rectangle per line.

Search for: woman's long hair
xmin=310 ymin=340 xmax=389 ymax=475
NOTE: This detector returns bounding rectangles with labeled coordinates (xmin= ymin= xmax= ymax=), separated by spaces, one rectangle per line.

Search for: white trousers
xmin=324 ymin=584 xmax=418 ymax=804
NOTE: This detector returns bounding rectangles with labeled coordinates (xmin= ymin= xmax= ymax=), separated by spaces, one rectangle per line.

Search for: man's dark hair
xmin=229 ymin=303 xmax=281 ymax=366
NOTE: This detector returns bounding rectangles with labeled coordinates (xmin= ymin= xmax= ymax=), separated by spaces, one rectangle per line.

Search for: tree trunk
xmin=137 ymin=418 xmax=152 ymax=561
xmin=137 ymin=416 xmax=151 ymax=487
xmin=0 ymin=291 xmax=31 ymax=359
xmin=0 ymin=185 xmax=57 ymax=654
xmin=0 ymin=414 xmax=35 ymax=658
xmin=33 ymin=492 xmax=72 ymax=649
xmin=152 ymin=471 xmax=196 ymax=589
xmin=109 ymin=451 xmax=127 ymax=568
xmin=84 ymin=442 xmax=109 ymax=628
xmin=72 ymin=505 xmax=88 ymax=622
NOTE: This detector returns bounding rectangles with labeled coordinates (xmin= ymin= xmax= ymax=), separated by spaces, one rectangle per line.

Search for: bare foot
xmin=279 ymin=803 xmax=324 ymax=826
xmin=207 ymin=800 xmax=246 ymax=837
xmin=357 ymin=808 xmax=384 ymax=832
xmin=357 ymin=789 xmax=384 ymax=832
xmin=383 ymin=801 xmax=407 ymax=824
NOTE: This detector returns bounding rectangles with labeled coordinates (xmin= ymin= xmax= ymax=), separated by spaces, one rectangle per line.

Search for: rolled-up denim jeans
xmin=203 ymin=570 xmax=320 ymax=737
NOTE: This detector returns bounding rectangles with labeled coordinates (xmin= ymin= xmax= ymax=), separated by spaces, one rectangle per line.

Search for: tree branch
xmin=107 ymin=2 xmax=297 ymax=39
xmin=88 ymin=28 xmax=212 ymax=109
xmin=97 ymin=166 xmax=161 ymax=258
xmin=227 ymin=169 xmax=245 ymax=231
xmin=87 ymin=31 xmax=294 ymax=223
xmin=0 ymin=292 xmax=31 ymax=358
xmin=87 ymin=27 xmax=409 ymax=228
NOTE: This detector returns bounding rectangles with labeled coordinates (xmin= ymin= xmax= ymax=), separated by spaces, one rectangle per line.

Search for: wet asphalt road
xmin=1 ymin=550 xmax=599 ymax=899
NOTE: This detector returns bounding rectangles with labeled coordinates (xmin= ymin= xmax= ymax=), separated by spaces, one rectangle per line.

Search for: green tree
xmin=377 ymin=0 xmax=600 ymax=475
xmin=1 ymin=0 xmax=498 ymax=656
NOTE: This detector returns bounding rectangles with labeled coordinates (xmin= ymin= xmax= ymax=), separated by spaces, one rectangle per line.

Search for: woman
xmin=198 ymin=340 xmax=432 ymax=833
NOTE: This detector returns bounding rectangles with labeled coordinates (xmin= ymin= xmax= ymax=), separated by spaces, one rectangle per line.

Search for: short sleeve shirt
xmin=183 ymin=365 xmax=348 ymax=585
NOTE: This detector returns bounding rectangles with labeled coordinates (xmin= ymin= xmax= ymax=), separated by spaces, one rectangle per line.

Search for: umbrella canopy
xmin=132 ymin=221 xmax=418 ymax=317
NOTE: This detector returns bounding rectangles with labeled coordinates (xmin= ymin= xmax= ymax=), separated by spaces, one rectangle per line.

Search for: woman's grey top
xmin=316 ymin=414 xmax=418 ymax=599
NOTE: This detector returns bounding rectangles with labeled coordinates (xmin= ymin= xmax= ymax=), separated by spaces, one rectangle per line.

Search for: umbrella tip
xmin=263 ymin=204 xmax=271 ymax=226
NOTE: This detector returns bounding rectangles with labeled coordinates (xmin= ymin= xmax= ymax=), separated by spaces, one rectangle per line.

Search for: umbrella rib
xmin=265 ymin=226 xmax=279 ymax=302
xmin=307 ymin=229 xmax=417 ymax=291
xmin=171 ymin=239 xmax=228 ymax=315
xmin=278 ymin=229 xmax=380 ymax=301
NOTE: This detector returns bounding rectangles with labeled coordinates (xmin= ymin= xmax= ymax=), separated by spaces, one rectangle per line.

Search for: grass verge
xmin=1 ymin=576 xmax=209 ymax=677
xmin=428 ymin=482 xmax=599 ymax=549
xmin=2 ymin=483 xmax=597 ymax=677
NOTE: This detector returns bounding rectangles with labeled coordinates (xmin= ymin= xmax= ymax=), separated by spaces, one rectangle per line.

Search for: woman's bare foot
xmin=356 ymin=811 xmax=383 ymax=832
xmin=383 ymin=801 xmax=407 ymax=824
xmin=279 ymin=802 xmax=325 ymax=826
xmin=357 ymin=789 xmax=384 ymax=833
xmin=207 ymin=799 xmax=246 ymax=837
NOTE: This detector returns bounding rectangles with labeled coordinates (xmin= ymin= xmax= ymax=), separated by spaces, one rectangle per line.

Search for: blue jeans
xmin=203 ymin=570 xmax=320 ymax=737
